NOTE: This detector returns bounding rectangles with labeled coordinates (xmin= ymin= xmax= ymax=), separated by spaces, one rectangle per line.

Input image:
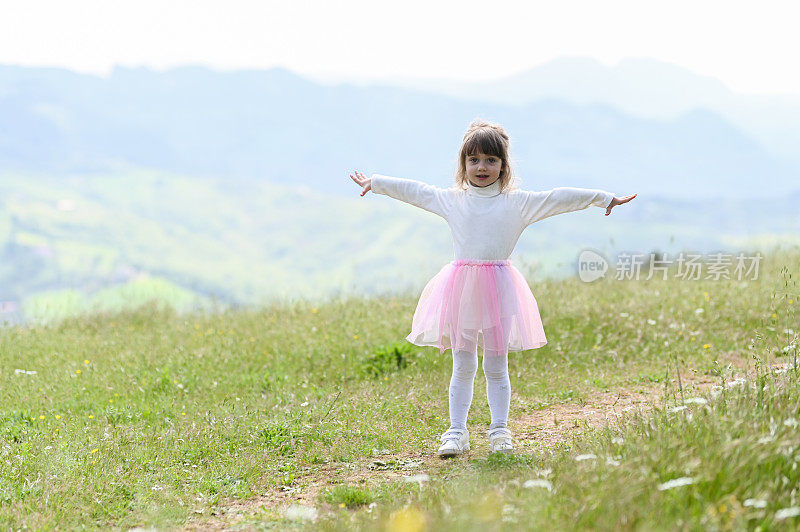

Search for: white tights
xmin=448 ymin=322 xmax=512 ymax=431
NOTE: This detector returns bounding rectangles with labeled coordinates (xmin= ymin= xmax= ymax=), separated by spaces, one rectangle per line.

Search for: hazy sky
xmin=3 ymin=0 xmax=799 ymax=94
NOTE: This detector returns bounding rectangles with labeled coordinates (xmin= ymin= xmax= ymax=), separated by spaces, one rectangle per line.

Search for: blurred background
xmin=1 ymin=0 xmax=799 ymax=324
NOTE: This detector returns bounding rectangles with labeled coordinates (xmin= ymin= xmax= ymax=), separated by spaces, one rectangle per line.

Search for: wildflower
xmin=182 ymin=412 xmax=186 ymax=416
xmin=91 ymin=448 xmax=98 ymax=453
xmin=353 ymin=334 xmax=359 ymax=339
xmin=611 ymin=437 xmax=624 ymax=445
xmin=575 ymin=453 xmax=597 ymax=461
xmin=619 ymin=312 xmax=629 ymax=318
xmin=647 ymin=319 xmax=656 ymax=325
xmin=670 ymin=405 xmax=687 ymax=412
xmin=784 ymin=418 xmax=799 ymax=428
xmin=84 ymin=360 xmax=89 ymax=364
xmin=695 ymin=308 xmax=704 ymax=314
xmin=775 ymin=507 xmax=800 ymax=520
xmin=772 ymin=313 xmax=777 ymax=318
xmin=338 ymin=503 xmax=346 ymax=508
xmin=14 ymin=369 xmax=37 ymax=375
xmin=606 ymin=456 xmax=621 ymax=466
xmin=703 ymin=343 xmax=711 ymax=349
xmin=114 ymin=393 xmax=119 ymax=397
xmin=76 ymin=370 xmax=81 ymax=374
xmin=523 ymin=479 xmax=553 ymax=491
xmin=39 ymin=415 xmax=45 ymax=419
xmin=386 ymin=506 xmax=427 ymax=531
xmin=312 ymin=308 xmax=319 ymax=314
xmin=285 ymin=504 xmax=318 ymax=522
xmin=89 ymin=415 xmax=94 ymax=419
xmin=109 ymin=399 xmax=113 ymax=403
xmin=151 ymin=485 xmax=164 ymax=491
xmin=657 ymin=477 xmax=694 ymax=490
xmin=403 ymin=474 xmax=430 ymax=487
xmin=91 ymin=460 xmax=96 ymax=464
xmin=684 ymin=397 xmax=707 ymax=405
xmin=55 ymin=415 xmax=61 ymax=419
xmin=744 ymin=499 xmax=767 ymax=508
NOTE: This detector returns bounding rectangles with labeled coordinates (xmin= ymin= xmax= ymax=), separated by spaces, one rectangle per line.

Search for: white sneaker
xmin=487 ymin=427 xmax=514 ymax=454
xmin=437 ymin=428 xmax=470 ymax=458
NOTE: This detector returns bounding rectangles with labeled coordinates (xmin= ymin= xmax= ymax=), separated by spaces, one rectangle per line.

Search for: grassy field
xmin=0 ymin=248 xmax=797 ymax=530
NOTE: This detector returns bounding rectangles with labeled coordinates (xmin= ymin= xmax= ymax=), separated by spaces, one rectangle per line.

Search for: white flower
xmin=743 ymin=498 xmax=767 ymax=508
xmin=611 ymin=437 xmax=624 ymax=445
xmin=684 ymin=397 xmax=708 ymax=405
xmin=523 ymin=479 xmax=553 ymax=491
xmin=14 ymin=369 xmax=37 ymax=375
xmin=151 ymin=485 xmax=164 ymax=491
xmin=536 ymin=468 xmax=552 ymax=477
xmin=300 ymin=401 xmax=309 ymax=406
xmin=647 ymin=319 xmax=656 ymax=325
xmin=619 ymin=312 xmax=629 ymax=318
xmin=606 ymin=457 xmax=621 ymax=466
xmin=775 ymin=507 xmax=800 ymax=520
xmin=367 ymin=502 xmax=378 ymax=513
xmin=657 ymin=477 xmax=694 ymax=491
xmin=575 ymin=453 xmax=597 ymax=461
xmin=695 ymin=308 xmax=704 ymax=314
xmin=285 ymin=504 xmax=318 ymax=521
xmin=403 ymin=474 xmax=430 ymax=486
xmin=784 ymin=418 xmax=799 ymax=428
xmin=757 ymin=436 xmax=775 ymax=444
xmin=670 ymin=405 xmax=687 ymax=412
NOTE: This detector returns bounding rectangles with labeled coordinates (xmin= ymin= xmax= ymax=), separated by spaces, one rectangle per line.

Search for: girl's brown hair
xmin=454 ymin=119 xmax=518 ymax=193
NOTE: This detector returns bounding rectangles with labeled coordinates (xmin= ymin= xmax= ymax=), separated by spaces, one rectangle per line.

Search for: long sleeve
xmin=520 ymin=187 xmax=615 ymax=226
xmin=370 ymin=174 xmax=453 ymax=219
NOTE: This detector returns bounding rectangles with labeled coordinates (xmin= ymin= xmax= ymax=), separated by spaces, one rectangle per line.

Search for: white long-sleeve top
xmin=371 ymin=174 xmax=615 ymax=260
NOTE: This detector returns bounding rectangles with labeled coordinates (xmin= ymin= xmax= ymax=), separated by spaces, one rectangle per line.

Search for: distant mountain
xmin=0 ymin=62 xmax=797 ymax=199
xmin=372 ymin=56 xmax=800 ymax=168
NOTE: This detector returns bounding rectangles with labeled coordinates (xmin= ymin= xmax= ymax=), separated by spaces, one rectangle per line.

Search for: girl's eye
xmin=488 ymin=158 xmax=495 ymax=163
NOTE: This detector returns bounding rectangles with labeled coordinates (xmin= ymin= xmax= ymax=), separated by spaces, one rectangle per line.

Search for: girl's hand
xmin=605 ymin=194 xmax=637 ymax=216
xmin=350 ymin=170 xmax=372 ymax=197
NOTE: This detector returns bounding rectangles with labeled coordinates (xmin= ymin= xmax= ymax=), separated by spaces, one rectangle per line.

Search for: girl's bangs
xmin=463 ymin=130 xmax=504 ymax=157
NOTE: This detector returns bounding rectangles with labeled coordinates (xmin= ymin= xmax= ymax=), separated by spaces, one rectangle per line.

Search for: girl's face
xmin=465 ymin=152 xmax=503 ymax=188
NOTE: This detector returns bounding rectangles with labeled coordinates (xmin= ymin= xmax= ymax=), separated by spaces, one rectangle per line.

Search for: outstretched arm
xmin=349 ymin=170 xmax=452 ymax=219
xmin=520 ymin=187 xmax=620 ymax=226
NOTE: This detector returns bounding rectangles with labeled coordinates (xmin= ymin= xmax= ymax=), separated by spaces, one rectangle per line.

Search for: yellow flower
xmin=91 ymin=459 xmax=97 ymax=464
xmin=55 ymin=428 xmax=59 ymax=432
xmin=55 ymin=415 xmax=61 ymax=419
xmin=114 ymin=393 xmax=119 ymax=397
xmin=387 ymin=506 xmax=427 ymax=532
xmin=312 ymin=308 xmax=319 ymax=314
xmin=39 ymin=415 xmax=45 ymax=419
xmin=89 ymin=415 xmax=94 ymax=419
xmin=182 ymin=412 xmax=186 ymax=416
xmin=84 ymin=360 xmax=89 ymax=364
xmin=109 ymin=399 xmax=113 ymax=403
xmin=76 ymin=369 xmax=81 ymax=374
xmin=384 ymin=376 xmax=389 ymax=381
xmin=703 ymin=344 xmax=711 ymax=349
xmin=338 ymin=503 xmax=346 ymax=508
xmin=353 ymin=334 xmax=359 ymax=339
xmin=91 ymin=448 xmax=98 ymax=453
xmin=790 ymin=299 xmax=794 ymax=304
xmin=772 ymin=313 xmax=777 ymax=318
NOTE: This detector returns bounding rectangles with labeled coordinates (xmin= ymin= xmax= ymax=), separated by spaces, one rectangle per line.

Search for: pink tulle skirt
xmin=405 ymin=259 xmax=547 ymax=356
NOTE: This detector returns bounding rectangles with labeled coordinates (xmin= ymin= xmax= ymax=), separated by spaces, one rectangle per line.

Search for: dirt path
xmin=181 ymin=361 xmax=751 ymax=530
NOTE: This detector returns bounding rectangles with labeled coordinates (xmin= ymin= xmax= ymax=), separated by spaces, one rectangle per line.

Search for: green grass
xmin=0 ymin=250 xmax=798 ymax=529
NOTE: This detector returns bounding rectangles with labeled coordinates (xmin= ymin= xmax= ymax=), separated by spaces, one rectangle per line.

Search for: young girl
xmin=349 ymin=120 xmax=636 ymax=458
